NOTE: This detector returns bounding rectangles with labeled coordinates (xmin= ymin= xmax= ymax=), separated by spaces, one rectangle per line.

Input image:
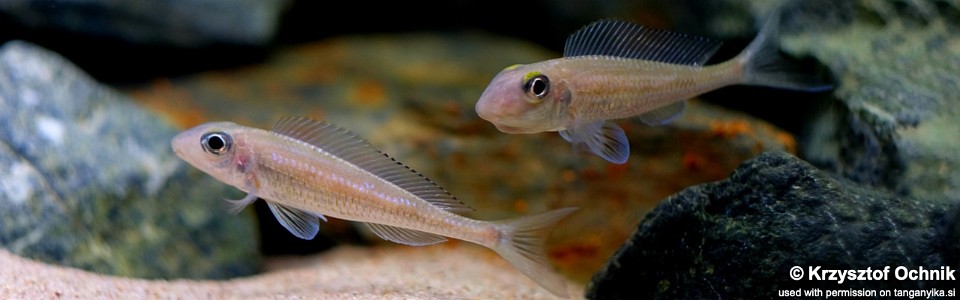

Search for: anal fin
xmin=365 ymin=223 xmax=447 ymax=246
xmin=267 ymin=202 xmax=323 ymax=240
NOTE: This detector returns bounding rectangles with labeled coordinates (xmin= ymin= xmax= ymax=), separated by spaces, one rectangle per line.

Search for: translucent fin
xmin=364 ymin=223 xmax=448 ymax=246
xmin=224 ymin=177 xmax=260 ymax=215
xmin=638 ymin=100 xmax=686 ymax=125
xmin=271 ymin=117 xmax=473 ymax=213
xmin=737 ymin=12 xmax=832 ymax=92
xmin=559 ymin=121 xmax=630 ymax=164
xmin=564 ymin=19 xmax=722 ymax=66
xmin=492 ymin=207 xmax=579 ymax=298
xmin=225 ymin=192 xmax=258 ymax=215
xmin=267 ymin=201 xmax=321 ymax=240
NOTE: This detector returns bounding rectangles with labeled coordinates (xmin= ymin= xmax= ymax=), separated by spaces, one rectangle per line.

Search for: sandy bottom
xmin=0 ymin=242 xmax=583 ymax=299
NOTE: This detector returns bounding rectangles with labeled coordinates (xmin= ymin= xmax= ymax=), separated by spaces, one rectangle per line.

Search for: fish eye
xmin=200 ymin=131 xmax=232 ymax=156
xmin=524 ymin=74 xmax=550 ymax=101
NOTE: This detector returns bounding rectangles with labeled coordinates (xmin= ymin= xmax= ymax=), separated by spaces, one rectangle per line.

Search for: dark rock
xmin=0 ymin=0 xmax=290 ymax=47
xmin=0 ymin=40 xmax=260 ymax=279
xmin=587 ymin=151 xmax=959 ymax=299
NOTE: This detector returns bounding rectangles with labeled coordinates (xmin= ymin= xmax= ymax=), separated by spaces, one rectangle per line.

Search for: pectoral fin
xmin=267 ymin=202 xmax=322 ymax=240
xmin=224 ymin=176 xmax=260 ymax=215
xmin=364 ymin=223 xmax=447 ymax=246
xmin=638 ymin=101 xmax=686 ymax=126
xmin=559 ymin=121 xmax=630 ymax=164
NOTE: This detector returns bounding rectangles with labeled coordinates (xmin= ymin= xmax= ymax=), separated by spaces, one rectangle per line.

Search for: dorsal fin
xmin=563 ymin=19 xmax=722 ymax=66
xmin=271 ymin=117 xmax=473 ymax=213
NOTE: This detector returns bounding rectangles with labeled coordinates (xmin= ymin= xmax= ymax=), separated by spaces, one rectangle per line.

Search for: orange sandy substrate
xmin=0 ymin=244 xmax=583 ymax=299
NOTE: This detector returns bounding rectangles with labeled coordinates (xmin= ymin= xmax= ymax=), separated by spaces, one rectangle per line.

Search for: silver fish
xmin=475 ymin=16 xmax=830 ymax=164
xmin=171 ymin=117 xmax=577 ymax=297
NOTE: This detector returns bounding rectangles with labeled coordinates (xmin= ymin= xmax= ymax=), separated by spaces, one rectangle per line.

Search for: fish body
xmin=475 ymin=16 xmax=831 ymax=164
xmin=171 ymin=117 xmax=576 ymax=297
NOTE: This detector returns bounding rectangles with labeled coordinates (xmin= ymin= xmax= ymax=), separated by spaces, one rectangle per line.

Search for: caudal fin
xmin=737 ymin=12 xmax=832 ymax=92
xmin=492 ymin=207 xmax=578 ymax=298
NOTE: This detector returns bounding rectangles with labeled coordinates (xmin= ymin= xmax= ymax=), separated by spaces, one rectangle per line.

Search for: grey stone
xmin=0 ymin=40 xmax=260 ymax=279
xmin=0 ymin=0 xmax=290 ymax=47
xmin=587 ymin=151 xmax=959 ymax=299
xmin=647 ymin=0 xmax=960 ymax=203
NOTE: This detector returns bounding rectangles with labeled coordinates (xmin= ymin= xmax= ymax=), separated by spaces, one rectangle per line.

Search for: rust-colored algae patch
xmin=682 ymin=151 xmax=707 ymax=171
xmin=705 ymin=116 xmax=797 ymax=154
xmin=203 ymin=71 xmax=252 ymax=103
xmin=775 ymin=132 xmax=797 ymax=153
xmin=513 ymin=199 xmax=529 ymax=213
xmin=550 ymin=243 xmax=600 ymax=262
xmin=350 ymin=79 xmax=387 ymax=108
xmin=604 ymin=163 xmax=630 ymax=180
xmin=709 ymin=119 xmax=753 ymax=138
xmin=127 ymin=78 xmax=205 ymax=128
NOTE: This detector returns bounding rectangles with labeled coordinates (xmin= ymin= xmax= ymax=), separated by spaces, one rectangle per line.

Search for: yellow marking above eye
xmin=522 ymin=71 xmax=543 ymax=83
xmin=503 ymin=64 xmax=522 ymax=71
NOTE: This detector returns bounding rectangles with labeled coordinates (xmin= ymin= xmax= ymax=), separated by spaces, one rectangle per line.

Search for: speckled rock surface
xmin=0 ymin=0 xmax=290 ymax=47
xmin=0 ymin=244 xmax=583 ymax=300
xmin=649 ymin=0 xmax=960 ymax=204
xmin=0 ymin=40 xmax=260 ymax=279
xmin=587 ymin=151 xmax=960 ymax=299
xmin=126 ymin=32 xmax=799 ymax=282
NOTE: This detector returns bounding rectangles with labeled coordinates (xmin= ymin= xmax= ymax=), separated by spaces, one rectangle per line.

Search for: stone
xmin=644 ymin=0 xmax=960 ymax=204
xmin=0 ymin=0 xmax=290 ymax=47
xmin=587 ymin=151 xmax=960 ymax=299
xmin=0 ymin=40 xmax=260 ymax=279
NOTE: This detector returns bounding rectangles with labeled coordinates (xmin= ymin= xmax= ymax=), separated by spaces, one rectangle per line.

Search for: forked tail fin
xmin=492 ymin=207 xmax=578 ymax=298
xmin=737 ymin=12 xmax=832 ymax=92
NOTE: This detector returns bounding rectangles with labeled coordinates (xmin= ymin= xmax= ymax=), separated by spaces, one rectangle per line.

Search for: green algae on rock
xmin=653 ymin=0 xmax=960 ymax=204
xmin=0 ymin=40 xmax=260 ymax=279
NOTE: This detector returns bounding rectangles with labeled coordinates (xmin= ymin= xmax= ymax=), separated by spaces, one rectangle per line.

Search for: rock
xmin=643 ymin=0 xmax=960 ymax=203
xmin=125 ymin=32 xmax=799 ymax=283
xmin=0 ymin=243 xmax=582 ymax=299
xmin=779 ymin=0 xmax=960 ymax=204
xmin=0 ymin=40 xmax=260 ymax=279
xmin=587 ymin=151 xmax=960 ymax=299
xmin=0 ymin=0 xmax=290 ymax=47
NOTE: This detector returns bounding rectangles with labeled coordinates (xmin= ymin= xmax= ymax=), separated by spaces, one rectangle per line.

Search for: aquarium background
xmin=0 ymin=0 xmax=958 ymax=299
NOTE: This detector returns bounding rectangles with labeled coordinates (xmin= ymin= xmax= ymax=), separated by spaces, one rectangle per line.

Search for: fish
xmin=474 ymin=14 xmax=831 ymax=164
xmin=171 ymin=116 xmax=577 ymax=297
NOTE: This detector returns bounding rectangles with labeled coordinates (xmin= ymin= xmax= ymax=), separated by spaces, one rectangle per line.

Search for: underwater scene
xmin=1 ymin=0 xmax=958 ymax=299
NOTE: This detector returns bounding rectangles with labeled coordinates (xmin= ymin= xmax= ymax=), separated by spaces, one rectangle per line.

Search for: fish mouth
xmin=171 ymin=132 xmax=188 ymax=158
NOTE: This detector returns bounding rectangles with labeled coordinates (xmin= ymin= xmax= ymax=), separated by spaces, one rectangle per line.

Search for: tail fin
xmin=492 ymin=207 xmax=578 ymax=298
xmin=737 ymin=12 xmax=832 ymax=92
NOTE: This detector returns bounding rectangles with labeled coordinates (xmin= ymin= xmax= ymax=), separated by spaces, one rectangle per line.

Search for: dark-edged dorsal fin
xmin=563 ymin=19 xmax=722 ymax=66
xmin=271 ymin=117 xmax=474 ymax=213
